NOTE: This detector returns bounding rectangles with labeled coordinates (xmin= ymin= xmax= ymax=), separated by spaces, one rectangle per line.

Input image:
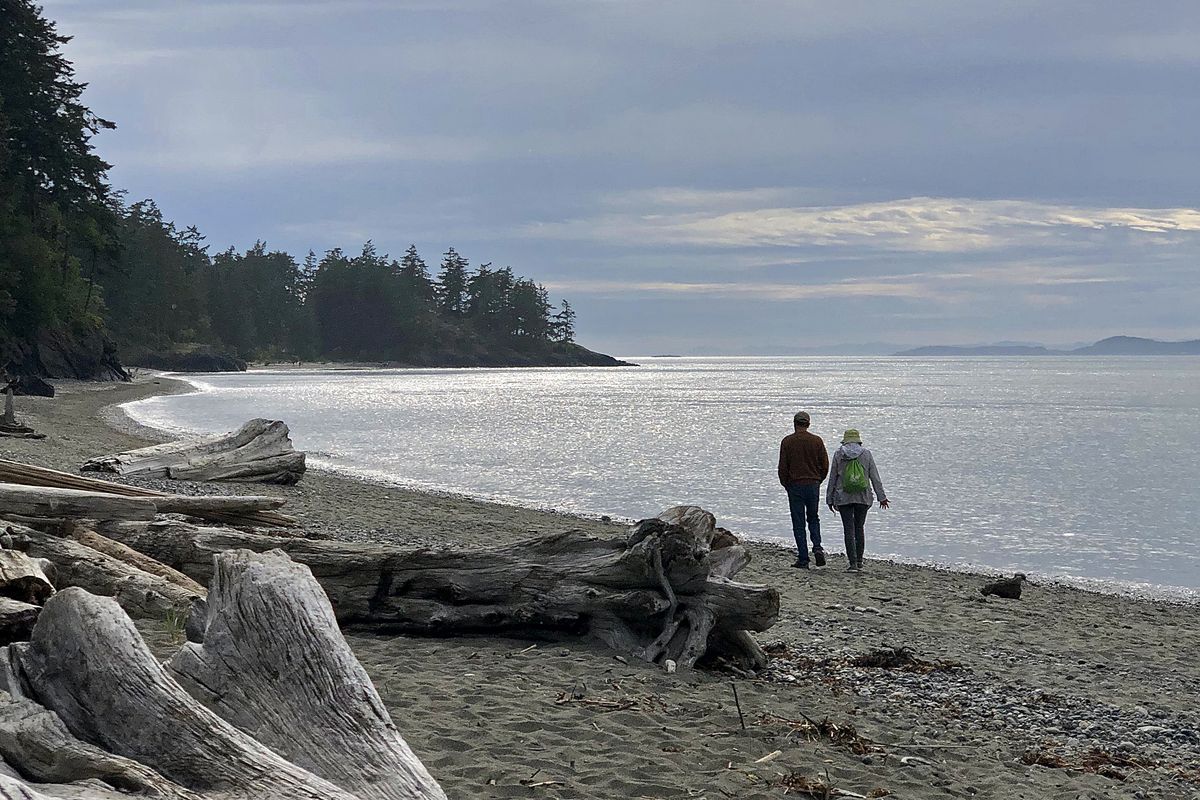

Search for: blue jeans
xmin=785 ymin=483 xmax=822 ymax=561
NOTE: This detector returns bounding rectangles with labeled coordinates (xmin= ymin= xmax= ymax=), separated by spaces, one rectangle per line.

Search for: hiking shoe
xmin=845 ymin=564 xmax=860 ymax=573
xmin=813 ymin=548 xmax=827 ymax=567
xmin=792 ymin=559 xmax=810 ymax=569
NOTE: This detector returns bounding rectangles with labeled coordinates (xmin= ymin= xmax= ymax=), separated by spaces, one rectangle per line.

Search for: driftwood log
xmin=0 ymin=550 xmax=445 ymax=799
xmin=65 ymin=526 xmax=205 ymax=597
xmin=0 ymin=459 xmax=295 ymax=528
xmin=81 ymin=419 xmax=306 ymax=485
xmin=150 ymin=495 xmax=286 ymax=517
xmin=103 ymin=505 xmax=777 ymax=670
xmin=5 ymin=523 xmax=199 ymax=620
xmin=0 ymin=485 xmax=155 ymax=523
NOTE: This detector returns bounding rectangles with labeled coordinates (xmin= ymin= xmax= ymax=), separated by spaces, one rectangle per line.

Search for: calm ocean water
xmin=123 ymin=357 xmax=1200 ymax=596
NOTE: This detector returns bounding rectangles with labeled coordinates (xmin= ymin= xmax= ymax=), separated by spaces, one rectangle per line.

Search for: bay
xmin=123 ymin=356 xmax=1200 ymax=596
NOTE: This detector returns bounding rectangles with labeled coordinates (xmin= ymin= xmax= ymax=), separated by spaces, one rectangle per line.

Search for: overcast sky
xmin=43 ymin=0 xmax=1200 ymax=355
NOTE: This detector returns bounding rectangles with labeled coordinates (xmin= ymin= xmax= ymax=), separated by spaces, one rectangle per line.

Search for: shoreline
xmin=6 ymin=378 xmax=1200 ymax=799
xmin=117 ymin=371 xmax=1199 ymax=604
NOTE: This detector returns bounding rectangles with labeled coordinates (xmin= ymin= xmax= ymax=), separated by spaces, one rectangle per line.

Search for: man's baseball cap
xmin=793 ymin=411 xmax=811 ymax=424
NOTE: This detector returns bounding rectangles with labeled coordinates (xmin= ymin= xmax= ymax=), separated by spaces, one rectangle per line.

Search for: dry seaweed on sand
xmin=1021 ymin=747 xmax=1200 ymax=785
xmin=777 ymin=771 xmax=892 ymax=798
xmin=757 ymin=712 xmax=881 ymax=755
xmin=1020 ymin=746 xmax=1155 ymax=781
xmin=553 ymin=688 xmax=669 ymax=714
xmin=761 ymin=641 xmax=964 ymax=681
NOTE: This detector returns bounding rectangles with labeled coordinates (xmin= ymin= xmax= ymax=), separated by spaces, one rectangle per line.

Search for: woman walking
xmin=826 ymin=428 xmax=889 ymax=572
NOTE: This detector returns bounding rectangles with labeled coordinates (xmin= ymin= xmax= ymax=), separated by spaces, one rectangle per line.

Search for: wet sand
xmin=4 ymin=377 xmax=1199 ymax=799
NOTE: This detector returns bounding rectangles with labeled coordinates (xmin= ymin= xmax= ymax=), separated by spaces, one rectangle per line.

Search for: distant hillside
xmin=1070 ymin=336 xmax=1200 ymax=355
xmin=896 ymin=345 xmax=1059 ymax=357
xmin=894 ymin=336 xmax=1200 ymax=357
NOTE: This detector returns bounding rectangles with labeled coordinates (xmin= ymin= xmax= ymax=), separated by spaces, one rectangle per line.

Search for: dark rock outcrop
xmin=7 ymin=375 xmax=55 ymax=398
xmin=1 ymin=327 xmax=130 ymax=383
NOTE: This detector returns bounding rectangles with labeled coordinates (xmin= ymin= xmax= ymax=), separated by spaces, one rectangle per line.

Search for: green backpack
xmin=842 ymin=457 xmax=869 ymax=493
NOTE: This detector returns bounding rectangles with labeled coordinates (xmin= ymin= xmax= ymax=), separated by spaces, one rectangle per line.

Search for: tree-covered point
xmin=96 ymin=202 xmax=589 ymax=366
xmin=1 ymin=0 xmax=619 ymax=376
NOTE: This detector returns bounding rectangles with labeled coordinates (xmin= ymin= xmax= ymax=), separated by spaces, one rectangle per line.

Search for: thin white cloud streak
xmin=544 ymin=261 xmax=1131 ymax=303
xmin=526 ymin=196 xmax=1200 ymax=253
xmin=542 ymin=279 xmax=942 ymax=301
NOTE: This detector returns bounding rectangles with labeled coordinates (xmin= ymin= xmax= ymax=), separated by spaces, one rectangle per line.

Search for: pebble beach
xmin=3 ymin=376 xmax=1199 ymax=800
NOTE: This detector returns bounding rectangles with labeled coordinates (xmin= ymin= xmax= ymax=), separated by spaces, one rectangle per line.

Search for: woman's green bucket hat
xmin=841 ymin=428 xmax=862 ymax=444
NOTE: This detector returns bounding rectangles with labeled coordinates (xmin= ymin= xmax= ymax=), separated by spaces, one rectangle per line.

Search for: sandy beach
xmin=3 ymin=377 xmax=1198 ymax=800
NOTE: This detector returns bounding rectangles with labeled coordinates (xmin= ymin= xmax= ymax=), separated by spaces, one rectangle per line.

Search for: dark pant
xmin=838 ymin=503 xmax=870 ymax=566
xmin=785 ymin=483 xmax=822 ymax=561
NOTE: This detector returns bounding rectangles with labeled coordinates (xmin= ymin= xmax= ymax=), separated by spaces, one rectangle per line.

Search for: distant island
xmin=895 ymin=336 xmax=1200 ymax=357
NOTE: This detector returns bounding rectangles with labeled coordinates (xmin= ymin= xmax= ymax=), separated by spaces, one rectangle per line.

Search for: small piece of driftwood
xmin=0 ymin=550 xmax=54 ymax=607
xmin=0 ymin=598 xmax=40 ymax=645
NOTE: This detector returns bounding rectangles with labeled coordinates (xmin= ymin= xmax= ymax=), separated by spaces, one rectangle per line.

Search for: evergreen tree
xmin=1 ymin=0 xmax=116 ymax=361
xmin=435 ymin=247 xmax=468 ymax=316
xmin=552 ymin=299 xmax=576 ymax=343
xmin=397 ymin=245 xmax=434 ymax=303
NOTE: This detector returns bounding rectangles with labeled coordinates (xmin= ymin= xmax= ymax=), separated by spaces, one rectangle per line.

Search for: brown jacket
xmin=778 ymin=429 xmax=830 ymax=487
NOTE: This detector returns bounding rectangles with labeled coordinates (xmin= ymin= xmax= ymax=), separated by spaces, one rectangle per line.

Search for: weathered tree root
xmin=101 ymin=505 xmax=778 ymax=671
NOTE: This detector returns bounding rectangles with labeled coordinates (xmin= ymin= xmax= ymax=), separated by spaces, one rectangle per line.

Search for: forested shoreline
xmin=0 ymin=0 xmax=622 ymax=380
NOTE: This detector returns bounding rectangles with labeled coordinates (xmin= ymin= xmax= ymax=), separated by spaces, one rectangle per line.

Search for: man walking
xmin=778 ymin=411 xmax=829 ymax=568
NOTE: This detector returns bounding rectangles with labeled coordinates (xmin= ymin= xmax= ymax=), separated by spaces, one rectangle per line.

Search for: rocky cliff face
xmin=1 ymin=327 xmax=130 ymax=383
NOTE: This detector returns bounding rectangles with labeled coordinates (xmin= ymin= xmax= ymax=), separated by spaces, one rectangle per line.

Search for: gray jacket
xmin=826 ymin=443 xmax=888 ymax=507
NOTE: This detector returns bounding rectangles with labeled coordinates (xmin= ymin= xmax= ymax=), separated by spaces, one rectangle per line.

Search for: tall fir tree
xmin=552 ymin=299 xmax=576 ymax=343
xmin=435 ymin=247 xmax=468 ymax=316
xmin=1 ymin=0 xmax=117 ymax=362
xmin=397 ymin=244 xmax=434 ymax=303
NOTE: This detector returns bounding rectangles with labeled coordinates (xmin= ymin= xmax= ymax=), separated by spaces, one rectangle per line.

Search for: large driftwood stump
xmin=169 ymin=550 xmax=445 ymax=800
xmin=81 ymin=419 xmax=305 ymax=485
xmin=0 ymin=553 xmax=445 ymax=799
xmin=8 ymin=589 xmax=357 ymax=799
xmin=104 ymin=506 xmax=778 ymax=670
